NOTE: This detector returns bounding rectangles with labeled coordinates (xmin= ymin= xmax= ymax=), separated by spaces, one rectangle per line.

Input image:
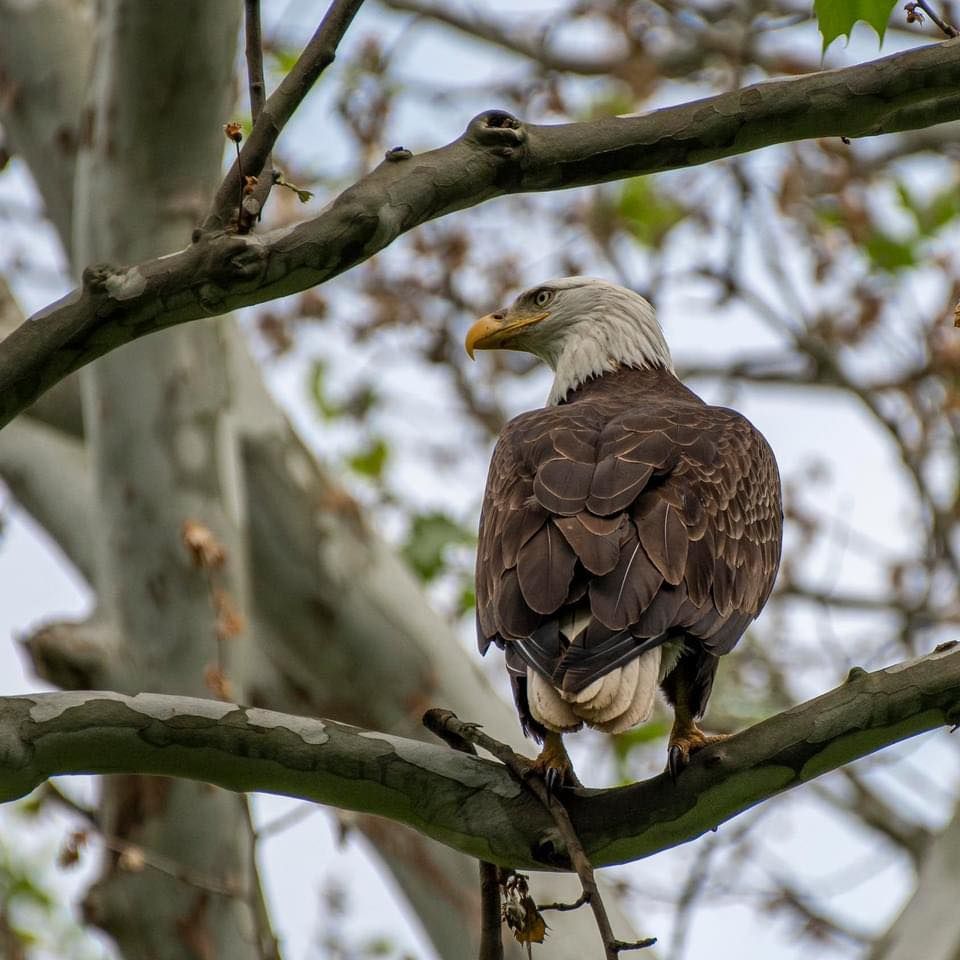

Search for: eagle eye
xmin=533 ymin=289 xmax=552 ymax=307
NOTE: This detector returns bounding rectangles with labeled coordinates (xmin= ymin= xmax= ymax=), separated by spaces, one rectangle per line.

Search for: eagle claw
xmin=544 ymin=766 xmax=563 ymax=795
xmin=667 ymin=745 xmax=686 ymax=784
xmin=666 ymin=728 xmax=731 ymax=783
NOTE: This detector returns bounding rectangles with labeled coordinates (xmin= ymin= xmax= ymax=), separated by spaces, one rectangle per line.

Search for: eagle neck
xmin=545 ymin=310 xmax=673 ymax=406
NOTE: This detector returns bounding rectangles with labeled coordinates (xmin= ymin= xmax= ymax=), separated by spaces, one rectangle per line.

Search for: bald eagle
xmin=467 ymin=277 xmax=782 ymax=783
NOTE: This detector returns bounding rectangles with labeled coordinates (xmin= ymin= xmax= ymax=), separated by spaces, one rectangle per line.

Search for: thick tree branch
xmin=0 ymin=418 xmax=94 ymax=582
xmin=3 ymin=37 xmax=960 ymax=426
xmin=1 ymin=644 xmax=959 ymax=870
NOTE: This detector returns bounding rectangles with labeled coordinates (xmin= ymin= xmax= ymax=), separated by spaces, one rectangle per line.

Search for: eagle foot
xmin=532 ymin=733 xmax=582 ymax=791
xmin=667 ymin=729 xmax=730 ymax=783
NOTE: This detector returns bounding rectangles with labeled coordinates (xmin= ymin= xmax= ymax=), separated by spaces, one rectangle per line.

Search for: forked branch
xmin=203 ymin=0 xmax=366 ymax=230
xmin=424 ymin=709 xmax=657 ymax=958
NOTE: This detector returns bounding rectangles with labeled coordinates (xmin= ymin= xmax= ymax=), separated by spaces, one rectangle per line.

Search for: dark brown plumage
xmin=467 ymin=276 xmax=782 ymax=780
xmin=476 ymin=366 xmax=782 ymax=746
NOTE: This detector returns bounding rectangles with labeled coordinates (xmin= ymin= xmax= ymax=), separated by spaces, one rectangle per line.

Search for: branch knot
xmin=466 ymin=110 xmax=527 ymax=158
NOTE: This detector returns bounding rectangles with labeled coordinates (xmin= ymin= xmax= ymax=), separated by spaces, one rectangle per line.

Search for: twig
xmin=539 ymin=891 xmax=591 ymax=912
xmin=764 ymin=872 xmax=873 ymax=947
xmin=40 ymin=783 xmax=243 ymax=897
xmin=425 ymin=709 xmax=505 ymax=960
xmin=41 ymin=781 xmax=96 ymax=824
xmin=906 ymin=0 xmax=959 ymax=36
xmin=479 ymin=862 xmax=505 ymax=960
xmin=241 ymin=0 xmax=272 ymax=231
xmin=669 ymin=830 xmax=722 ymax=960
xmin=423 ymin=709 xmax=657 ymax=959
xmin=245 ymin=0 xmax=267 ymax=120
xmin=256 ymin=801 xmax=318 ymax=839
xmin=235 ymin=138 xmax=246 ymax=228
xmin=202 ymin=0 xmax=366 ymax=231
xmin=382 ymin=0 xmax=621 ymax=76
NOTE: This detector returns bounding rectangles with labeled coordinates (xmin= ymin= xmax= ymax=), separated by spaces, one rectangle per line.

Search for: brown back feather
xmin=476 ymin=367 xmax=782 ymax=697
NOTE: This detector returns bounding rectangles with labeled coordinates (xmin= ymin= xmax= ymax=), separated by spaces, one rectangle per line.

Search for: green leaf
xmin=309 ymin=362 xmax=379 ymax=421
xmin=618 ymin=178 xmax=687 ymax=249
xmin=897 ymin=179 xmax=960 ymax=237
xmin=347 ymin=438 xmax=389 ymax=480
xmin=864 ymin=230 xmax=917 ymax=272
xmin=309 ymin=360 xmax=344 ymax=421
xmin=815 ymin=0 xmax=898 ymax=51
xmin=578 ymin=91 xmax=637 ymax=122
xmin=922 ymin=186 xmax=960 ymax=234
xmin=401 ymin=512 xmax=475 ymax=583
xmin=457 ymin=583 xmax=477 ymax=616
xmin=609 ymin=720 xmax=670 ymax=782
xmin=362 ymin=937 xmax=395 ymax=956
xmin=267 ymin=48 xmax=300 ymax=75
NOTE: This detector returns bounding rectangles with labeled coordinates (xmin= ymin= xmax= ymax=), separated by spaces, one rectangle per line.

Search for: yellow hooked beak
xmin=464 ymin=310 xmax=549 ymax=359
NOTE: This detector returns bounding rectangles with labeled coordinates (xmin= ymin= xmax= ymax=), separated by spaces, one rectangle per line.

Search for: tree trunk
xmin=69 ymin=3 xmax=273 ymax=957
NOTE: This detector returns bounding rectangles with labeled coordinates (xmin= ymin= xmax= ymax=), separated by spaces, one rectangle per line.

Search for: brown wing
xmin=476 ymin=370 xmax=782 ymax=714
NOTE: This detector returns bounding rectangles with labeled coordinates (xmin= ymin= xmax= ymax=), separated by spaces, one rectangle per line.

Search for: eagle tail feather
xmin=593 ymin=648 xmax=661 ymax=733
xmin=528 ymin=644 xmax=662 ymax=733
xmin=527 ymin=669 xmax=582 ymax=732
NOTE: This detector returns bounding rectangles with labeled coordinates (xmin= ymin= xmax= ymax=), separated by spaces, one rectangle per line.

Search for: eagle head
xmin=465 ymin=276 xmax=673 ymax=404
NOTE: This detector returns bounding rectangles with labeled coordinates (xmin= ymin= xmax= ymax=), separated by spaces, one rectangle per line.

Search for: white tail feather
xmin=574 ymin=659 xmax=639 ymax=723
xmin=527 ymin=646 xmax=662 ymax=734
xmin=528 ymin=670 xmax=581 ymax=731
xmin=561 ymin=675 xmax=604 ymax=704
xmin=594 ymin=648 xmax=661 ymax=733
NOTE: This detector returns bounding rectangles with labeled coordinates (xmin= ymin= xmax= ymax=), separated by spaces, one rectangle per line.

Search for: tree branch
xmin=871 ymin=800 xmax=960 ymax=960
xmin=4 ymin=37 xmax=960 ymax=427
xmin=424 ymin=709 xmax=657 ymax=957
xmin=2 ymin=644 xmax=959 ymax=870
xmin=0 ymin=418 xmax=95 ymax=582
xmin=380 ymin=0 xmax=802 ymax=82
xmin=245 ymin=0 xmax=267 ymax=121
xmin=203 ymin=0 xmax=366 ymax=231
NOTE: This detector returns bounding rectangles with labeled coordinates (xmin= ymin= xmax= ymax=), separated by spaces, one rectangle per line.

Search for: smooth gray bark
xmin=870 ymin=807 xmax=960 ymax=960
xmin=0 ymin=0 xmax=91 ymax=241
xmin=0 ymin=6 xmax=615 ymax=954
xmin=0 ymin=281 xmax=616 ymax=960
xmin=67 ymin=4 xmax=272 ymax=958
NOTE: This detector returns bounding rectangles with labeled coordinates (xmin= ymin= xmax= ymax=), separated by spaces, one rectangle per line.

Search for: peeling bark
xmin=2 ymin=644 xmax=958 ymax=870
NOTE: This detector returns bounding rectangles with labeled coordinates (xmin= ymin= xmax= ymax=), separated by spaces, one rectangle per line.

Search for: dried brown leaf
xmin=58 ymin=829 xmax=88 ymax=868
xmin=204 ymin=664 xmax=234 ymax=701
xmin=181 ymin=520 xmax=226 ymax=570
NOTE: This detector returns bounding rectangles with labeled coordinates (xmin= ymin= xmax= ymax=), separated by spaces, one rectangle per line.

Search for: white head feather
xmin=505 ymin=277 xmax=673 ymax=405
